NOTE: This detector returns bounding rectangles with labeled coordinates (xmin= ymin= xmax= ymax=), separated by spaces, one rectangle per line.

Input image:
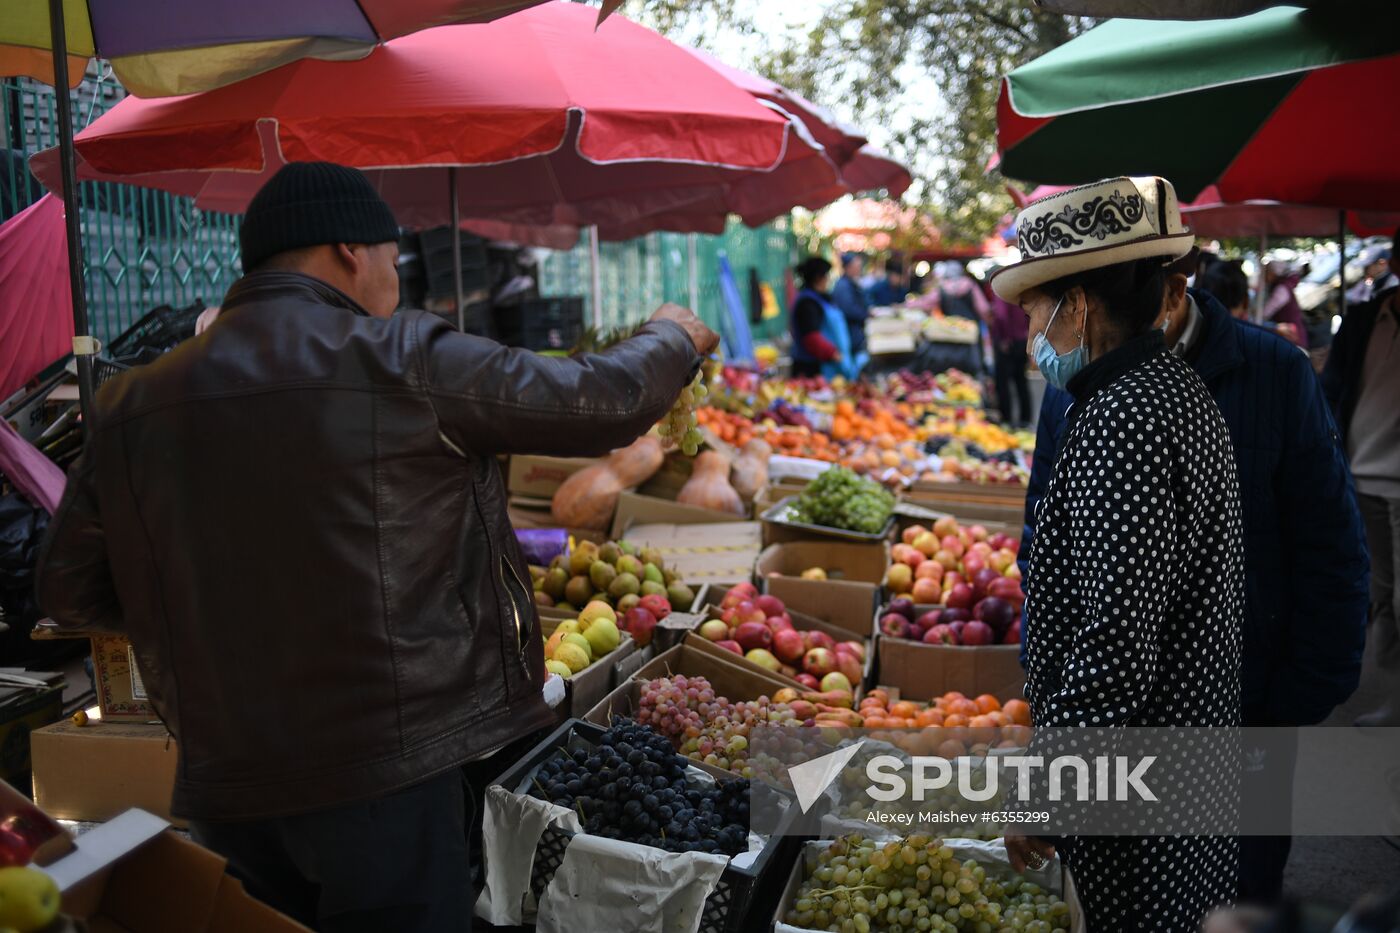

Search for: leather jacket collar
xmin=222 ymin=270 xmax=371 ymax=317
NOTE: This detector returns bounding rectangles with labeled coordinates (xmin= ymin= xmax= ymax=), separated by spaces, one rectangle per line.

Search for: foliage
xmin=619 ymin=0 xmax=1095 ymax=244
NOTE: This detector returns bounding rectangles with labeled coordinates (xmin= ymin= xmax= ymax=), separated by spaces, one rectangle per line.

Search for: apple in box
xmin=945 ymin=583 xmax=974 ymax=610
xmin=803 ymin=630 xmax=836 ymax=653
xmin=621 ymin=607 xmax=658 ymax=647
xmin=880 ymin=613 xmax=909 ymax=639
xmin=1003 ymin=619 xmax=1022 ymax=644
xmin=961 ymin=620 xmax=995 ymax=646
xmin=915 ymin=609 xmax=942 ymax=632
xmin=755 ymin=594 xmax=786 ymax=617
xmin=923 ymin=623 xmax=955 ymax=645
xmin=974 ymin=596 xmax=1017 ymax=639
xmin=836 ymin=640 xmax=866 ymax=662
xmin=901 ymin=523 xmax=927 ymax=546
xmin=833 ymin=649 xmax=863 ymax=685
xmin=719 ymin=582 xmax=759 ymax=610
xmin=716 ymin=639 xmax=743 ymax=655
xmin=796 ymin=672 xmax=821 ymax=690
xmin=698 ymin=619 xmax=730 ymax=642
xmin=734 ymin=621 xmax=773 ymax=653
xmin=637 ymin=593 xmax=671 ymax=620
xmin=886 ymin=597 xmax=916 ymax=621
xmin=803 ymin=647 xmax=836 ymax=677
xmin=989 ymin=577 xmax=1026 ymax=608
xmin=773 ymin=628 xmax=806 ymax=664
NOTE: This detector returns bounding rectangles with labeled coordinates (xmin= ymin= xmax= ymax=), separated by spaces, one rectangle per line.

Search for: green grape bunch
xmin=791 ymin=467 xmax=897 ymax=534
xmin=657 ymin=370 xmax=707 ymax=456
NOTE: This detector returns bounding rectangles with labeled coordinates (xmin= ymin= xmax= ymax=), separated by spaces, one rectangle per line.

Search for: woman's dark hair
xmin=1040 ymin=256 xmax=1169 ymax=338
xmin=796 ymin=256 xmax=832 ymax=286
xmin=1198 ymin=259 xmax=1250 ymax=311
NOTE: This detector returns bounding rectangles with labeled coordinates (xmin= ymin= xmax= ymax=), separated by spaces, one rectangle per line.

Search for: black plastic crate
xmin=106 ymin=302 xmax=204 ymax=360
xmin=419 ymin=226 xmax=490 ymax=300
xmin=491 ymin=718 xmax=793 ymax=933
xmin=495 ymin=297 xmax=585 ymax=351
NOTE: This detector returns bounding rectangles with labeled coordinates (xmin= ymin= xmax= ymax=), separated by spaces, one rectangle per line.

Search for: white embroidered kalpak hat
xmin=991 ymin=176 xmax=1195 ymax=302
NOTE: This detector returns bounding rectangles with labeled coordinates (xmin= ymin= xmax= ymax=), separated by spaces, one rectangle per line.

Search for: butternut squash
xmin=729 ymin=438 xmax=771 ymax=502
xmin=676 ymin=450 xmax=745 ymax=516
xmin=551 ymin=435 xmax=664 ymax=530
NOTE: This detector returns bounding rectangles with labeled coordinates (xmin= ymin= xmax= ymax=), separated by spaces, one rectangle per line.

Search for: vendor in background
xmin=36 ymin=162 xmax=718 ymax=933
xmin=987 ymin=283 xmax=1032 ymax=427
xmin=1262 ymin=257 xmax=1310 ymax=348
xmin=865 ymin=259 xmax=908 ymax=307
xmin=1324 ymin=227 xmax=1400 ymax=727
xmin=1198 ymin=256 xmax=1253 ymax=320
xmin=1024 ymin=238 xmax=1369 ymax=906
xmin=831 ymin=252 xmax=871 ymax=374
xmin=790 ymin=256 xmax=862 ymax=380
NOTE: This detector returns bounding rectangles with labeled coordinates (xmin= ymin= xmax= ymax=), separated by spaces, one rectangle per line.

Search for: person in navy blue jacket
xmin=1021 ymin=265 xmax=1370 ymax=905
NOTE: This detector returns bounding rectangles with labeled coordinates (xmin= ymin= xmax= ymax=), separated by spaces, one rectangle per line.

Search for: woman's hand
xmin=1004 ymin=832 xmax=1056 ymax=874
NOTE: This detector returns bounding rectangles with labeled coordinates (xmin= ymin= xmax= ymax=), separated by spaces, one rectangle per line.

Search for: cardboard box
xmin=615 ymin=512 xmax=763 ymax=590
xmin=903 ymin=487 xmax=1028 ymax=528
xmin=876 ymin=635 xmax=1026 ymax=702
xmin=0 ymin=671 xmax=65 ymax=783
xmin=89 ymin=634 xmax=158 ymax=723
xmin=48 ymin=810 xmax=312 ymax=932
xmin=31 ymin=719 xmax=181 ymax=826
xmin=609 ymin=490 xmax=749 ymax=541
xmin=506 ymin=454 xmax=596 ymax=499
xmin=540 ymin=617 xmax=636 ymax=718
xmin=756 ymin=540 xmax=888 ymax=637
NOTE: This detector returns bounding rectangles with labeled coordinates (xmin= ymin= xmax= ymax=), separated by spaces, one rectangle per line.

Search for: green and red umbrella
xmin=997 ymin=3 xmax=1400 ymax=209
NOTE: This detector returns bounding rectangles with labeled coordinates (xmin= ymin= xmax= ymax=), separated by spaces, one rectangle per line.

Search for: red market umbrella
xmin=30 ymin=6 xmax=819 ymax=234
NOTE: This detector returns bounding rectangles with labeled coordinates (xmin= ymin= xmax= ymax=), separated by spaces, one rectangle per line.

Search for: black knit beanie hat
xmin=239 ymin=162 xmax=399 ymax=271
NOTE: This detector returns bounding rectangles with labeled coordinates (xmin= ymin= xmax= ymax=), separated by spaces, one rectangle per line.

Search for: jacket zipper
xmin=500 ymin=555 xmax=533 ymax=657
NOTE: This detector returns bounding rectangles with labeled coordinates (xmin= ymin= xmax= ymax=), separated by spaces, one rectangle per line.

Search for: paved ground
xmin=1284 ymin=628 xmax=1400 ymax=911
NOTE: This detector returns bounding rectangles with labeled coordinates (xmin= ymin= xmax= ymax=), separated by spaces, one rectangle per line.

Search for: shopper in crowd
xmin=987 ymin=285 xmax=1032 ymax=426
xmin=997 ymin=177 xmax=1244 ymax=930
xmin=1198 ymin=257 xmax=1253 ymax=320
xmin=865 ymin=259 xmax=908 ymax=307
xmin=36 ymin=162 xmax=717 ymax=933
xmin=831 ymin=252 xmax=871 ymax=374
xmin=934 ymin=260 xmax=990 ymax=322
xmin=1262 ymin=257 xmax=1310 ymax=348
xmin=1324 ymin=228 xmax=1400 ymax=726
xmin=790 ymin=256 xmax=860 ymax=380
xmin=1347 ymin=244 xmax=1396 ymax=305
xmin=1023 ymin=237 xmax=1369 ymax=903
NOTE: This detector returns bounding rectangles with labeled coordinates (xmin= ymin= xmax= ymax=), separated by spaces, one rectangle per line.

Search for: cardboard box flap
xmin=618 ymin=519 xmax=762 ymax=585
xmin=44 ymin=810 xmax=170 ymax=893
xmin=207 ymin=873 xmax=310 ymax=933
xmin=103 ymin=831 xmax=229 ymax=933
xmin=609 ymin=491 xmax=749 ymax=541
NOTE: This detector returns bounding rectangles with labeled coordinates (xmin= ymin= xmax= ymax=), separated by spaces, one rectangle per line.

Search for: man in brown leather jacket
xmin=36 ymin=162 xmax=717 ymax=932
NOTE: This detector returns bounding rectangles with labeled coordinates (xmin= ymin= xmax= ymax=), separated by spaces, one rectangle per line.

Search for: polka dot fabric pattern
xmin=1024 ymin=348 xmax=1244 ymax=930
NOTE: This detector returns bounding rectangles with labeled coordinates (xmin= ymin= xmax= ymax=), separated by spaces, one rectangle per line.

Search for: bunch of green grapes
xmin=792 ymin=467 xmax=897 ymax=534
xmin=783 ymin=834 xmax=1071 ymax=933
xmin=658 ymin=370 xmax=707 ymax=455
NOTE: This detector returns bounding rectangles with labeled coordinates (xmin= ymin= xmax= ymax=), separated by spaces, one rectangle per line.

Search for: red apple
xmin=886 ymin=597 xmax=917 ymax=621
xmin=836 ymin=640 xmax=866 ymax=662
xmin=941 ymin=608 xmax=972 ymax=625
xmin=1002 ymin=619 xmax=1022 ymax=644
xmin=755 ymin=594 xmax=787 ymax=618
xmin=720 ymin=591 xmax=744 ymax=611
xmin=901 ymin=524 xmax=928 ymax=546
xmin=923 ymin=623 xmax=956 ymax=645
xmin=731 ymin=581 xmax=759 ymax=599
xmin=946 ymin=583 xmax=974 ymax=610
xmin=796 ymin=673 xmax=821 ymax=690
xmin=716 ymin=639 xmax=744 ymax=655
xmin=916 ymin=609 xmax=943 ymax=631
xmin=638 ymin=593 xmax=672 ymax=620
xmin=974 ymin=597 xmax=1016 ymax=638
xmin=0 ymin=825 xmax=34 ymax=868
xmin=988 ymin=533 xmax=1010 ymax=551
xmin=835 ymin=650 xmax=863 ymax=685
xmin=881 ymin=613 xmax=908 ymax=638
xmin=773 ymin=628 xmax=806 ymax=664
xmin=961 ymin=620 xmax=994 ymax=646
xmin=807 ymin=630 xmax=837 ymax=652
xmin=968 ymin=524 xmax=989 ymax=542
xmin=902 ymin=548 xmax=926 ymax=570
xmin=622 ymin=608 xmax=658 ymax=647
xmin=911 ymin=578 xmax=941 ymax=604
xmin=699 ymin=619 xmax=730 ymax=641
xmin=971 ymin=567 xmax=1001 ymax=602
xmin=933 ymin=516 xmax=958 ymax=538
xmin=941 ymin=535 xmax=966 ymax=558
xmin=962 ymin=553 xmax=987 ymax=578
xmin=947 ymin=620 xmax=966 ymax=641
xmin=803 ymin=647 xmax=837 ymax=677
xmin=735 ymin=621 xmax=774 ymax=652
xmin=915 ymin=560 xmax=944 ymax=583
xmin=988 ymin=577 xmax=1026 ymax=608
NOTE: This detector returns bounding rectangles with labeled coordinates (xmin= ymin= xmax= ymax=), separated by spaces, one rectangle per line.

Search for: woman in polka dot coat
xmin=1005 ymin=254 xmax=1245 ymax=931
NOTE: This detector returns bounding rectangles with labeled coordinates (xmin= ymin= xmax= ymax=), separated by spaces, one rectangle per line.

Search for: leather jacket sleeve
xmin=35 ymin=450 xmax=125 ymax=634
xmin=416 ymin=315 xmax=700 ymax=457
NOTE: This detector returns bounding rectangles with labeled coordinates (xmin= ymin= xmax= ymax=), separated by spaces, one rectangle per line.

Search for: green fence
xmin=4 ymin=72 xmax=797 ymax=348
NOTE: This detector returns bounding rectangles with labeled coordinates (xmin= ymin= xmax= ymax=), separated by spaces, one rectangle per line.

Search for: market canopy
xmin=997 ymin=3 xmax=1400 ymax=210
xmin=0 ymin=0 xmax=564 ymax=97
xmin=31 ymin=4 xmax=901 ymax=242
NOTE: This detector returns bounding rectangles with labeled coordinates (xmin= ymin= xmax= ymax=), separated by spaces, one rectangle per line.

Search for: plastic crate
xmin=419 ymin=226 xmax=490 ymax=300
xmin=492 ymin=718 xmax=793 ymax=933
xmin=495 ymin=297 xmax=585 ymax=351
xmin=106 ymin=302 xmax=203 ymax=360
xmin=92 ymin=357 xmax=131 ymax=391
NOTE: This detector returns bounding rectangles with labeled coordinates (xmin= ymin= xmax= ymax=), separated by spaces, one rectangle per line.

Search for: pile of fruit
xmin=529 ymin=718 xmax=751 ymax=856
xmin=542 ymin=601 xmax=627 ymax=678
xmin=883 ymin=517 xmax=1025 ymax=645
xmin=880 ymin=369 xmax=982 ymax=407
xmin=789 ymin=466 xmax=896 ymax=535
xmin=762 ymin=425 xmax=841 ymax=462
xmin=696 ymin=583 xmax=865 ymax=699
xmin=857 ymin=689 xmax=1032 ymax=755
xmin=782 ymin=834 xmax=1072 ymax=932
xmin=636 ymin=674 xmax=802 ymax=777
xmin=694 ymin=406 xmax=758 ymax=447
xmin=829 ymin=400 xmax=919 ymax=445
xmin=532 ymin=538 xmax=696 ymax=618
